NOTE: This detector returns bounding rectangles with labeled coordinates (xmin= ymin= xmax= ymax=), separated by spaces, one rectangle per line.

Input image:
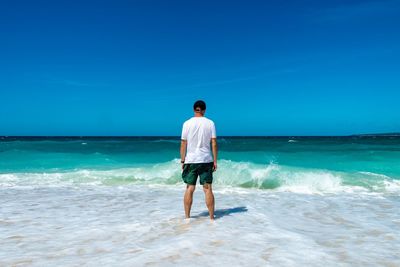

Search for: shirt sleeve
xmin=181 ymin=122 xmax=188 ymax=140
xmin=211 ymin=122 xmax=217 ymax=138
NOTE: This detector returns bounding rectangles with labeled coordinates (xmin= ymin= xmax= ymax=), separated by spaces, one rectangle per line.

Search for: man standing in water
xmin=180 ymin=100 xmax=217 ymax=220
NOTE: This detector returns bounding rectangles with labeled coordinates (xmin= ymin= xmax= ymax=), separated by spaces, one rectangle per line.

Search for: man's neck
xmin=194 ymin=113 xmax=204 ymax=117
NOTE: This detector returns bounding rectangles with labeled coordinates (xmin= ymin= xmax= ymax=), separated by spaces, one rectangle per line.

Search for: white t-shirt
xmin=181 ymin=117 xmax=217 ymax=163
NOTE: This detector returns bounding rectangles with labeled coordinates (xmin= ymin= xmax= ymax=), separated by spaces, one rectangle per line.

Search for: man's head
xmin=193 ymin=100 xmax=206 ymax=115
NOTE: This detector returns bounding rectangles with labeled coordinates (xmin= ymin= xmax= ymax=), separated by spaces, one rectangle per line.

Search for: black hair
xmin=193 ymin=100 xmax=206 ymax=111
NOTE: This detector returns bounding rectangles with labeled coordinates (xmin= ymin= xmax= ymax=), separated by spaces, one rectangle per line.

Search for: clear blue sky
xmin=1 ymin=0 xmax=399 ymax=136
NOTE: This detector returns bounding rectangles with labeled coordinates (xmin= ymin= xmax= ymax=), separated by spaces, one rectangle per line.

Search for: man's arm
xmin=211 ymin=138 xmax=218 ymax=171
xmin=180 ymin=140 xmax=187 ymax=169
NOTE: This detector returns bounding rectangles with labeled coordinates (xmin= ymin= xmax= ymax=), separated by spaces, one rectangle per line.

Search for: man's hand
xmin=182 ymin=163 xmax=185 ymax=170
xmin=213 ymin=161 xmax=217 ymax=172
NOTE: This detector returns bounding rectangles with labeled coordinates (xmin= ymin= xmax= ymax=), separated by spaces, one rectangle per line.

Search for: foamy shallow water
xmin=1 ymin=184 xmax=399 ymax=267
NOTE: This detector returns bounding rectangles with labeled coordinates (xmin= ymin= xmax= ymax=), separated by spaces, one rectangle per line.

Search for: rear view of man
xmin=180 ymin=100 xmax=217 ymax=220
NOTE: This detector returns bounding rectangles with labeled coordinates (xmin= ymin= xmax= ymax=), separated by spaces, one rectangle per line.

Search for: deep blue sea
xmin=1 ymin=136 xmax=399 ymax=266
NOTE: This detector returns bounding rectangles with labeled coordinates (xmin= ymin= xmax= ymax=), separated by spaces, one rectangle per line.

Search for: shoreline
xmin=1 ymin=184 xmax=399 ymax=266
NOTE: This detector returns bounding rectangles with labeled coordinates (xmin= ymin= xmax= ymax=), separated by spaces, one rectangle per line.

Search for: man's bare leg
xmin=203 ymin=183 xmax=215 ymax=220
xmin=184 ymin=184 xmax=195 ymax=219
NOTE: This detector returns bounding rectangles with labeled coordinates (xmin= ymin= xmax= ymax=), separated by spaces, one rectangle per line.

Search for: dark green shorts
xmin=182 ymin=162 xmax=214 ymax=185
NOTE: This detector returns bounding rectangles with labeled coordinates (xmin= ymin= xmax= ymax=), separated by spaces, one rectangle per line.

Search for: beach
xmin=1 ymin=137 xmax=400 ymax=266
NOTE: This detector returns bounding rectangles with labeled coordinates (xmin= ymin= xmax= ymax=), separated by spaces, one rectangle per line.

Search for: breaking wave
xmin=1 ymin=159 xmax=399 ymax=194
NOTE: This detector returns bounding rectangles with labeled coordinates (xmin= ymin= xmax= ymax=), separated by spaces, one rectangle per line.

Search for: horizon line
xmin=1 ymin=133 xmax=400 ymax=139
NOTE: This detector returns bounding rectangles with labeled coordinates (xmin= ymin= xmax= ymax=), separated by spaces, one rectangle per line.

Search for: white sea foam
xmin=0 ymin=159 xmax=399 ymax=194
xmin=0 ymin=184 xmax=399 ymax=266
xmin=358 ymin=171 xmax=392 ymax=179
xmin=278 ymin=171 xmax=342 ymax=194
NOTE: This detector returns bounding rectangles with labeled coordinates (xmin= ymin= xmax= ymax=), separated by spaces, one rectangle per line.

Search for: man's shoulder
xmin=183 ymin=117 xmax=215 ymax=126
xmin=204 ymin=117 xmax=215 ymax=125
xmin=182 ymin=118 xmax=194 ymax=129
xmin=183 ymin=117 xmax=193 ymax=125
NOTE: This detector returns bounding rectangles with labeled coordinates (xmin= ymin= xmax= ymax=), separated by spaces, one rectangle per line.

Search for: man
xmin=180 ymin=100 xmax=217 ymax=220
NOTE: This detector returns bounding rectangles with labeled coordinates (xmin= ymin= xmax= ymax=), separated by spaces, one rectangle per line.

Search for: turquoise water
xmin=1 ymin=136 xmax=399 ymax=192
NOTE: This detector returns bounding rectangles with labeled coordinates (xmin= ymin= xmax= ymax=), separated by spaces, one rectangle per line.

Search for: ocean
xmin=1 ymin=136 xmax=399 ymax=266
